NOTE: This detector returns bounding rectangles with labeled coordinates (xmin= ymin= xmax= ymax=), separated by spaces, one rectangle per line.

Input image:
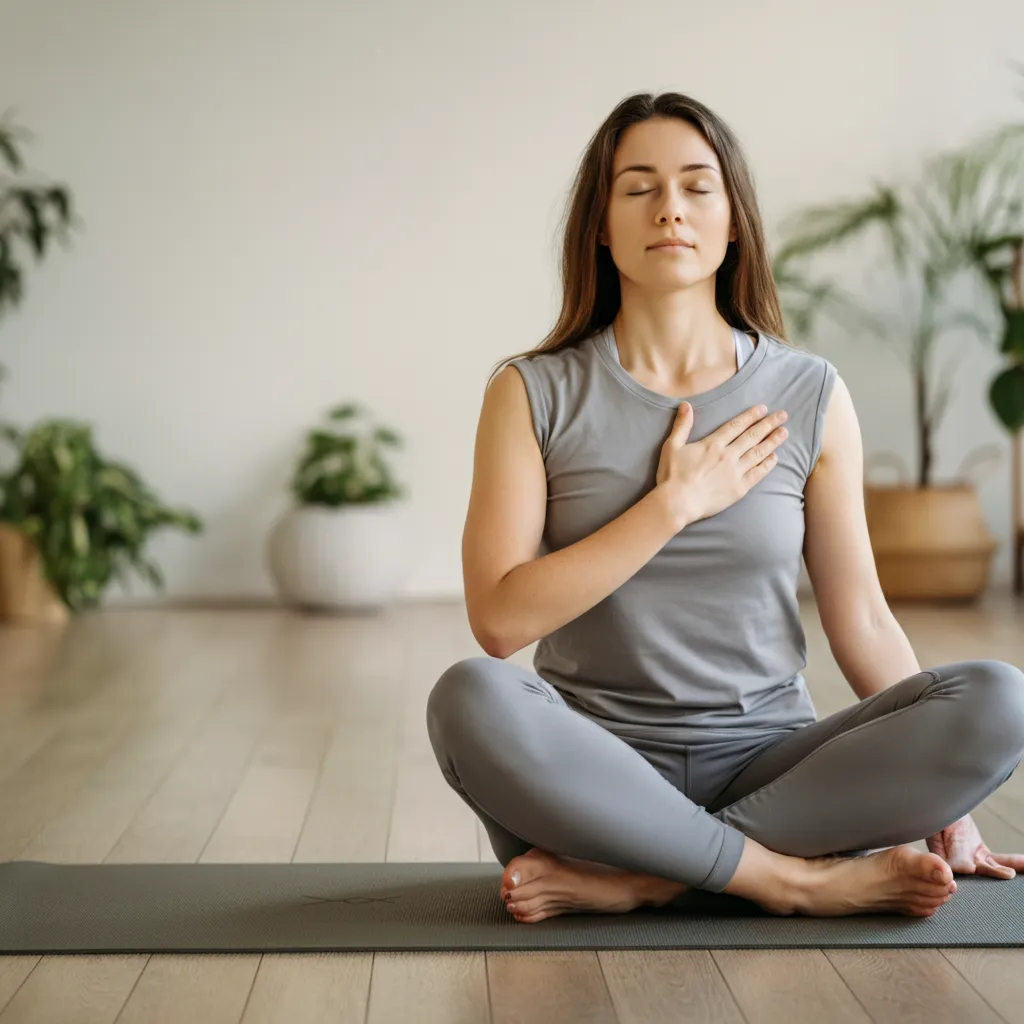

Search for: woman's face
xmin=600 ymin=116 xmax=736 ymax=292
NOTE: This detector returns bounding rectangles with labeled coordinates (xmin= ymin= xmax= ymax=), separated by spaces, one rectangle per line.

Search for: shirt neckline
xmin=593 ymin=321 xmax=770 ymax=409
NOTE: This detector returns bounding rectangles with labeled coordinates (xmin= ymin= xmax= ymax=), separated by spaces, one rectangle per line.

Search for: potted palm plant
xmin=265 ymin=401 xmax=410 ymax=612
xmin=773 ymin=120 xmax=1024 ymax=600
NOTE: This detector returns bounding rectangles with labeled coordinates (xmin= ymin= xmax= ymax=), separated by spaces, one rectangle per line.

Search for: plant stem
xmin=915 ymin=362 xmax=932 ymax=488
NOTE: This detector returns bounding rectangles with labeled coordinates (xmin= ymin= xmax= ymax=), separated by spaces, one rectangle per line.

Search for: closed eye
xmin=627 ymin=189 xmax=712 ymax=195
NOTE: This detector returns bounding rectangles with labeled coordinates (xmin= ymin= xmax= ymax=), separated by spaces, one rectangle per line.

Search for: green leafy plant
xmin=773 ymin=118 xmax=1024 ymax=488
xmin=291 ymin=402 xmax=405 ymax=506
xmin=975 ymin=238 xmax=1024 ymax=432
xmin=0 ymin=110 xmax=78 ymax=392
xmin=0 ymin=420 xmax=203 ymax=611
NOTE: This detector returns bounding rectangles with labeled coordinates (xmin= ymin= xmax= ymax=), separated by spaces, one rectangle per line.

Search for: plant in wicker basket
xmin=0 ymin=420 xmax=203 ymax=615
xmin=772 ymin=110 xmax=1024 ymax=599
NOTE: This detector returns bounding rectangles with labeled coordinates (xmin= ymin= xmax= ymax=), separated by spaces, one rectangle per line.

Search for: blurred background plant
xmin=0 ymin=420 xmax=203 ymax=611
xmin=772 ymin=62 xmax=1024 ymax=490
xmin=0 ymin=111 xmax=202 ymax=616
xmin=290 ymin=402 xmax=405 ymax=506
xmin=772 ymin=114 xmax=1024 ymax=488
xmin=0 ymin=107 xmax=79 ymax=402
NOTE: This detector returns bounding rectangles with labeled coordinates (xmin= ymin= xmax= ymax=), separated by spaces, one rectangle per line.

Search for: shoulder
xmin=507 ymin=338 xmax=592 ymax=374
xmin=499 ymin=339 xmax=594 ymax=458
xmin=503 ymin=338 xmax=595 ymax=407
xmin=762 ymin=332 xmax=835 ymax=378
xmin=764 ymin=334 xmax=838 ymax=413
xmin=758 ymin=334 xmax=841 ymax=476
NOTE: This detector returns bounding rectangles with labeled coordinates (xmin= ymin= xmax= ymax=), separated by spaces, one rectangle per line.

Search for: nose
xmin=656 ymin=184 xmax=687 ymax=224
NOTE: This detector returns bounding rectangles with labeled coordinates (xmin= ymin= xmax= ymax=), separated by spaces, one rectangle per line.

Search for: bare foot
xmin=774 ymin=844 xmax=958 ymax=918
xmin=499 ymin=848 xmax=687 ymax=924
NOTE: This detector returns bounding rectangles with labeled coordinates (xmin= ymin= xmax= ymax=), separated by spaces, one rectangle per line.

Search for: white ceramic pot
xmin=266 ymin=501 xmax=409 ymax=612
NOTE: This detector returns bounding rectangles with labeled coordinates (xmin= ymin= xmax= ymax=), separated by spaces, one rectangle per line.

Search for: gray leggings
xmin=426 ymin=657 xmax=1024 ymax=893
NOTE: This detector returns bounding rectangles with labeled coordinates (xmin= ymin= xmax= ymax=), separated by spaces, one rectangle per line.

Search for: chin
xmin=647 ymin=269 xmax=707 ymax=289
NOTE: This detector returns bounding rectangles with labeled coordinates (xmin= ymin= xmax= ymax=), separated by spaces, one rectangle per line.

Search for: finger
xmin=988 ymin=853 xmax=1024 ymax=869
xmin=712 ymin=404 xmax=770 ymax=446
xmin=977 ymin=862 xmax=1015 ymax=879
xmin=731 ymin=411 xmax=789 ymax=456
xmin=973 ymin=855 xmax=1014 ymax=878
xmin=737 ymin=427 xmax=788 ymax=472
xmin=669 ymin=401 xmax=693 ymax=443
xmin=741 ymin=452 xmax=778 ymax=486
xmin=982 ymin=855 xmax=1018 ymax=876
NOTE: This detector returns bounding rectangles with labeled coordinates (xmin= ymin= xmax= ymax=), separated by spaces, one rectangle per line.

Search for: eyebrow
xmin=613 ymin=162 xmax=720 ymax=181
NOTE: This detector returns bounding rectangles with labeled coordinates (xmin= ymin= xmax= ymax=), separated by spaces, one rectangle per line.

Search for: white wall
xmin=1 ymin=0 xmax=1022 ymax=603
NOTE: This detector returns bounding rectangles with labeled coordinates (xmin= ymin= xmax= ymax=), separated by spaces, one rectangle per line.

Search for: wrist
xmin=653 ymin=483 xmax=692 ymax=534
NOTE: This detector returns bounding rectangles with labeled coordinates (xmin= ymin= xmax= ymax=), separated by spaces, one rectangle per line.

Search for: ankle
xmin=721 ymin=836 xmax=806 ymax=912
xmin=635 ymin=875 xmax=688 ymax=907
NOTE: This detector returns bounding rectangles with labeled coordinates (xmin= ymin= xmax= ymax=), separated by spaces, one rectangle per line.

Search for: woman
xmin=426 ymin=91 xmax=1024 ymax=922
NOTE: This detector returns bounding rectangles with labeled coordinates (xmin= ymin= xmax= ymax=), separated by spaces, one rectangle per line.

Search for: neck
xmin=612 ymin=282 xmax=735 ymax=378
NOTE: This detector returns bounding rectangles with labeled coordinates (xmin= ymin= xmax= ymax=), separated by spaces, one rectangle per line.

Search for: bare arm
xmin=802 ymin=373 xmax=922 ymax=699
xmin=462 ymin=365 xmax=682 ymax=659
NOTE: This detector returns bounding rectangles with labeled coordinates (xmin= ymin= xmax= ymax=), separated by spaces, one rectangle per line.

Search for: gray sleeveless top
xmin=507 ymin=322 xmax=838 ymax=743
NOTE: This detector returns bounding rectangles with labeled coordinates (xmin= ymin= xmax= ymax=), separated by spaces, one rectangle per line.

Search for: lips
xmin=650 ymin=241 xmax=694 ymax=249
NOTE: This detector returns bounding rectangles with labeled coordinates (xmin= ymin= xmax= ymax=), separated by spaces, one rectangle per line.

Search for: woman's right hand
xmin=655 ymin=402 xmax=789 ymax=527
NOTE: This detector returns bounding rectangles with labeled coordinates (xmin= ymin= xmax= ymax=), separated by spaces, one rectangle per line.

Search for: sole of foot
xmin=499 ymin=848 xmax=686 ymax=924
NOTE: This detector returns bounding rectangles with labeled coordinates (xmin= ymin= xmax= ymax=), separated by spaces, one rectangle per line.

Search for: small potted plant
xmin=266 ymin=401 xmax=410 ymax=613
xmin=0 ymin=419 xmax=203 ymax=623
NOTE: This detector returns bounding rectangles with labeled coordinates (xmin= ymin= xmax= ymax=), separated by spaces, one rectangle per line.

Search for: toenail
xmin=511 ymin=871 xmax=520 ymax=885
xmin=508 ymin=903 xmax=517 ymax=912
xmin=933 ymin=869 xmax=943 ymax=881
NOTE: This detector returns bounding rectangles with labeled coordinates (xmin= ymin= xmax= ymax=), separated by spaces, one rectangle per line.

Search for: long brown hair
xmin=487 ymin=91 xmax=789 ymax=388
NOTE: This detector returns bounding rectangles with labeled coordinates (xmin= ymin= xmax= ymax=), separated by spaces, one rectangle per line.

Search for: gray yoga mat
xmin=1 ymin=860 xmax=1021 ymax=952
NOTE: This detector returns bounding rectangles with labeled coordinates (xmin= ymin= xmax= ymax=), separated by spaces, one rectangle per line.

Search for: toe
xmin=510 ymin=894 xmax=551 ymax=917
xmin=922 ymin=855 xmax=953 ymax=885
xmin=504 ymin=879 xmax=546 ymax=905
xmin=913 ymin=891 xmax=951 ymax=911
xmin=501 ymin=855 xmax=533 ymax=896
xmin=515 ymin=909 xmax=551 ymax=924
xmin=911 ymin=878 xmax=954 ymax=898
xmin=503 ymin=849 xmax=549 ymax=889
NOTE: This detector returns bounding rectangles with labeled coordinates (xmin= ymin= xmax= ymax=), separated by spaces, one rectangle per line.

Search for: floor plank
xmin=487 ymin=951 xmax=617 ymax=1024
xmin=238 ymin=954 xmax=372 ymax=1024
xmin=599 ymin=950 xmax=745 ymax=1022
xmin=711 ymin=949 xmax=871 ymax=1023
xmin=0 ymin=954 xmax=148 ymax=1024
xmin=824 ymin=948 xmax=1005 ymax=1023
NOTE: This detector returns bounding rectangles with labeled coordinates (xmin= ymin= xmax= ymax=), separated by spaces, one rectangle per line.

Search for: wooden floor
xmin=1 ymin=593 xmax=1024 ymax=1023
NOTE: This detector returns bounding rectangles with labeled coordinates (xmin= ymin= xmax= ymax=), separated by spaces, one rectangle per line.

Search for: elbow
xmin=483 ymin=639 xmax=509 ymax=660
xmin=468 ymin=609 xmax=509 ymax=660
xmin=480 ymin=633 xmax=511 ymax=660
